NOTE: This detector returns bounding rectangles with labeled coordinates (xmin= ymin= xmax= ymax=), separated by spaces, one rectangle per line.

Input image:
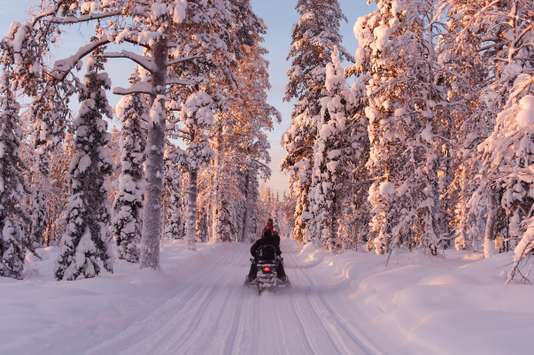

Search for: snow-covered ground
xmin=1 ymin=239 xmax=533 ymax=355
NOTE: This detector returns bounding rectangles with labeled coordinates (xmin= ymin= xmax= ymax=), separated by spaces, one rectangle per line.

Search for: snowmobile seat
xmin=255 ymin=244 xmax=277 ymax=263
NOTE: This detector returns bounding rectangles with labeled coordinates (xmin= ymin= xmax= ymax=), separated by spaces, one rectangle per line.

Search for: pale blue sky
xmin=0 ymin=0 xmax=374 ymax=194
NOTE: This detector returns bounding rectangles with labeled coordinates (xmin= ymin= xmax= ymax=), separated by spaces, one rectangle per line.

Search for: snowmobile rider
xmin=247 ymin=218 xmax=287 ymax=282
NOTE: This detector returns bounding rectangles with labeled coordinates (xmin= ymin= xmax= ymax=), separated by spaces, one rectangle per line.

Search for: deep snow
xmin=1 ymin=239 xmax=533 ymax=355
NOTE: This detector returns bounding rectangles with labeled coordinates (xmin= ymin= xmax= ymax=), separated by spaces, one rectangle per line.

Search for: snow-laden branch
xmin=50 ymin=38 xmax=110 ymax=80
xmin=103 ymin=50 xmax=157 ymax=73
xmin=252 ymin=159 xmax=270 ymax=171
xmin=165 ymin=77 xmax=195 ymax=86
xmin=49 ymin=10 xmax=122 ymax=25
xmin=113 ymin=82 xmax=154 ymax=96
xmin=167 ymin=55 xmax=200 ymax=66
xmin=31 ymin=0 xmax=67 ymax=26
xmin=122 ymin=37 xmax=150 ymax=49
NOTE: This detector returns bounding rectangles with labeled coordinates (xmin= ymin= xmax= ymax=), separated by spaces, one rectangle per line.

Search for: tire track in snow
xmin=85 ymin=240 xmax=383 ymax=355
xmin=85 ymin=248 xmax=235 ymax=355
xmin=287 ymin=252 xmax=347 ymax=355
xmin=221 ymin=267 xmax=260 ymax=355
xmin=221 ymin=285 xmax=246 ymax=355
xmin=146 ymin=248 xmax=240 ymax=355
xmin=173 ymin=257 xmax=241 ymax=354
xmin=277 ymin=246 xmax=321 ymax=355
xmin=286 ymin=282 xmax=319 ymax=355
xmin=151 ymin=283 xmax=222 ymax=354
xmin=293 ymin=252 xmax=383 ymax=355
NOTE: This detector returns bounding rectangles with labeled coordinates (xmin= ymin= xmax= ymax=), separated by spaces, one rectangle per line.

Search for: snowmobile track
xmin=84 ymin=241 xmax=381 ymax=355
xmin=292 ymin=252 xmax=383 ymax=355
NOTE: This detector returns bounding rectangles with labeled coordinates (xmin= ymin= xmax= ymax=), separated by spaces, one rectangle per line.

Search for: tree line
xmin=0 ymin=0 xmax=279 ymax=280
xmin=282 ymin=0 xmax=533 ymax=281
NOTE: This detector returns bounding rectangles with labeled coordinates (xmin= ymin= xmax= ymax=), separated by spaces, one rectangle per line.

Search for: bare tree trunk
xmin=484 ymin=191 xmax=497 ymax=259
xmin=240 ymin=172 xmax=250 ymax=243
xmin=186 ymin=168 xmax=198 ymax=250
xmin=211 ymin=127 xmax=224 ymax=242
xmin=140 ymin=39 xmax=168 ymax=269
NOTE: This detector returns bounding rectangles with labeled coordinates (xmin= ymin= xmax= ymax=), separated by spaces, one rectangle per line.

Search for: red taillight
xmin=262 ymin=266 xmax=272 ymax=273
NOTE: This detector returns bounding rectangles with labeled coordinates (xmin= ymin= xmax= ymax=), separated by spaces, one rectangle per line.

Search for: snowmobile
xmin=245 ymin=245 xmax=289 ymax=294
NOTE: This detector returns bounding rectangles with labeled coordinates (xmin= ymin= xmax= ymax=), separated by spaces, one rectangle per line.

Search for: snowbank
xmin=0 ymin=240 xmax=222 ymax=355
xmin=295 ymin=243 xmax=534 ymax=355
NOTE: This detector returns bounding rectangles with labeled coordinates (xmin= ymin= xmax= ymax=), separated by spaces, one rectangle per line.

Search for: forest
xmin=0 ymin=1 xmax=532 ymax=354
xmin=282 ymin=0 xmax=533 ymax=283
xmin=0 ymin=0 xmax=532 ymax=284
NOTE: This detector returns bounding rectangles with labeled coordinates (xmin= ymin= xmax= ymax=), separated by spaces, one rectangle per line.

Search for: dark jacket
xmin=250 ymin=229 xmax=281 ymax=259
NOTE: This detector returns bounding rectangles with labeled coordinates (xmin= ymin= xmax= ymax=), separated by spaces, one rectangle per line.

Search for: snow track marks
xmin=85 ymin=241 xmax=381 ymax=355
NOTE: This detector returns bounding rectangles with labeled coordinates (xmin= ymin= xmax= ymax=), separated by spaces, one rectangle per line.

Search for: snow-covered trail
xmin=4 ymin=239 xmax=534 ymax=354
xmin=84 ymin=239 xmax=381 ymax=355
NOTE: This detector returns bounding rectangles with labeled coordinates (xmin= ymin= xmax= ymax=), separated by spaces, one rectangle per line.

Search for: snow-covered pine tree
xmin=283 ymin=0 xmax=351 ymax=243
xmin=196 ymin=169 xmax=212 ymax=240
xmin=9 ymin=0 xmax=231 ymax=269
xmin=493 ymin=91 xmax=534 ymax=281
xmin=307 ymin=47 xmax=354 ymax=250
xmin=233 ymin=17 xmax=280 ymax=243
xmin=212 ymin=138 xmax=241 ymax=242
xmin=55 ymin=52 xmax=113 ymax=281
xmin=358 ymin=1 xmax=445 ymax=255
xmin=189 ymin=0 xmax=278 ymax=244
xmin=28 ymin=184 xmax=47 ymax=248
xmin=0 ymin=1 xmax=68 ymax=265
xmin=0 ymin=73 xmax=27 ymax=279
xmin=342 ymin=75 xmax=372 ymax=250
xmin=112 ymin=72 xmax=148 ymax=263
xmin=436 ymin=0 xmax=500 ymax=251
xmin=467 ymin=0 xmax=533 ymax=258
xmin=173 ymin=90 xmax=214 ymax=249
xmin=156 ymin=0 xmax=251 ymax=245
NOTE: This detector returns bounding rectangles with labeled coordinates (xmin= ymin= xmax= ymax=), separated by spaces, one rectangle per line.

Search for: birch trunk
xmin=186 ymin=168 xmax=198 ymax=250
xmin=140 ymin=39 xmax=168 ymax=269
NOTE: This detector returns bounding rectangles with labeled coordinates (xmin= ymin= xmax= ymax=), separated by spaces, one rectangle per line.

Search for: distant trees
xmin=258 ymin=187 xmax=295 ymax=241
xmin=172 ymin=90 xmax=214 ymax=249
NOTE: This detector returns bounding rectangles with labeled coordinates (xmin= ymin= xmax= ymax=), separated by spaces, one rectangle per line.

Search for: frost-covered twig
xmin=49 ymin=10 xmax=122 ymax=25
